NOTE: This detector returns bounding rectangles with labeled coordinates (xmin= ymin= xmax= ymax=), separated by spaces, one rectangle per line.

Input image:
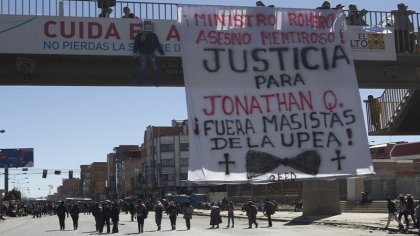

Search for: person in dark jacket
xmin=129 ymin=202 xmax=136 ymax=221
xmin=210 ymin=202 xmax=222 ymax=228
xmin=98 ymin=0 xmax=116 ymax=18
xmin=135 ymin=200 xmax=148 ymax=233
xmin=263 ymin=199 xmax=275 ymax=227
xmin=406 ymin=194 xmax=416 ymax=227
xmin=154 ymin=201 xmax=164 ymax=230
xmin=398 ymin=194 xmax=410 ymax=230
xmin=102 ymin=201 xmax=111 ymax=233
xmin=56 ymin=201 xmax=68 ymax=230
xmin=166 ymin=201 xmax=178 ymax=230
xmin=133 ymin=21 xmax=165 ymax=87
xmin=183 ymin=201 xmax=193 ymax=230
xmin=244 ymin=201 xmax=258 ymax=228
xmin=110 ymin=202 xmax=120 ymax=233
xmin=69 ymin=203 xmax=80 ymax=230
xmin=122 ymin=7 xmax=138 ymax=19
xmin=92 ymin=202 xmax=102 ymax=232
xmin=384 ymin=197 xmax=403 ymax=229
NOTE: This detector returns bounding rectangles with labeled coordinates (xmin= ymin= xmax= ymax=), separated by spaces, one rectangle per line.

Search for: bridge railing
xmin=0 ymin=0 xmax=178 ymax=20
xmin=1 ymin=0 xmax=420 ymax=53
xmin=365 ymin=89 xmax=414 ymax=134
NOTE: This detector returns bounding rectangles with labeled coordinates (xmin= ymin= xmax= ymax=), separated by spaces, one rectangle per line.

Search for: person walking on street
xmin=166 ymin=201 xmax=178 ymax=230
xmin=129 ymin=201 xmax=136 ymax=221
xmin=264 ymin=199 xmax=275 ymax=227
xmin=110 ymin=202 xmax=120 ymax=233
xmin=384 ymin=197 xmax=403 ymax=230
xmin=56 ymin=201 xmax=68 ymax=231
xmin=183 ymin=201 xmax=193 ymax=230
xmin=398 ymin=194 xmax=410 ymax=230
xmin=135 ymin=199 xmax=148 ymax=233
xmin=69 ymin=203 xmax=80 ymax=230
xmin=245 ymin=201 xmax=258 ymax=229
xmin=415 ymin=202 xmax=420 ymax=233
xmin=226 ymin=201 xmax=235 ymax=228
xmin=406 ymin=194 xmax=417 ymax=227
xmin=92 ymin=202 xmax=103 ymax=232
xmin=102 ymin=201 xmax=111 ymax=233
xmin=154 ymin=201 xmax=164 ymax=231
xmin=210 ymin=202 xmax=222 ymax=228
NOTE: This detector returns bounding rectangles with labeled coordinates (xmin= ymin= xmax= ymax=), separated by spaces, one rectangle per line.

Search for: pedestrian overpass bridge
xmin=1 ymin=0 xmax=420 ymax=135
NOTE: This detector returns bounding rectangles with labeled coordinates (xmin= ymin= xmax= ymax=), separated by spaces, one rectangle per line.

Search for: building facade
xmin=57 ymin=178 xmax=81 ymax=200
xmin=113 ymin=145 xmax=142 ymax=199
xmin=142 ymin=120 xmax=190 ymax=197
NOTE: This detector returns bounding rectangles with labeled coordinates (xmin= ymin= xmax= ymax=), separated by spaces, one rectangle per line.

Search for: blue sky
xmin=0 ymin=0 xmax=419 ymax=198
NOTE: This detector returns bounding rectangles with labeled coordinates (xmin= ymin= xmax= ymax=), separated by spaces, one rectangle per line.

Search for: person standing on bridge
xmin=133 ymin=21 xmax=165 ymax=87
xmin=367 ymin=95 xmax=382 ymax=131
xmin=98 ymin=0 xmax=116 ymax=18
xmin=391 ymin=3 xmax=416 ymax=53
xmin=122 ymin=7 xmax=138 ymax=19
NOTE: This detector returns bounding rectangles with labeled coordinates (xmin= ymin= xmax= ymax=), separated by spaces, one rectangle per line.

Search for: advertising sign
xmin=0 ymin=14 xmax=395 ymax=61
xmin=0 ymin=148 xmax=34 ymax=168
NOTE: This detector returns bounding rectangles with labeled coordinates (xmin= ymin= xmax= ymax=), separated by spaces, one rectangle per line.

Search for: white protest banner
xmin=179 ymin=5 xmax=374 ymax=183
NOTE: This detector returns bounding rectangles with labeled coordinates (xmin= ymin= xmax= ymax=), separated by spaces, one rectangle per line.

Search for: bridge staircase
xmin=366 ymin=89 xmax=420 ymax=135
xmin=340 ymin=201 xmax=388 ymax=213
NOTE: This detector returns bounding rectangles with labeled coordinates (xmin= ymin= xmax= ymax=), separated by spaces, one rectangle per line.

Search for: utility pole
xmin=0 ymin=130 xmax=8 ymax=195
xmin=48 ymin=185 xmax=53 ymax=195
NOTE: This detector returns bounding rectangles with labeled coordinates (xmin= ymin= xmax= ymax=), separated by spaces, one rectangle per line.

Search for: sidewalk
xmin=194 ymin=209 xmax=419 ymax=234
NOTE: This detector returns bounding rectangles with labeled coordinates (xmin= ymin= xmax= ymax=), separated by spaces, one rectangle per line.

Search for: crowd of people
xmin=0 ymin=197 xmax=280 ymax=233
xmin=384 ymin=193 xmax=420 ymax=232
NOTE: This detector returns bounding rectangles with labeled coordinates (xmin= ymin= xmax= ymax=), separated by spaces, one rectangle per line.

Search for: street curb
xmin=192 ymin=211 xmax=418 ymax=234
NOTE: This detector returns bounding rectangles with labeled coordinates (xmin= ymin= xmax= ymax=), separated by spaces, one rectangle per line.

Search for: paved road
xmin=0 ymin=212 xmax=391 ymax=236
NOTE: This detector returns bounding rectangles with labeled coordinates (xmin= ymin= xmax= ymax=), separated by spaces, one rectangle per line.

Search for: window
xmin=180 ymin=143 xmax=189 ymax=151
xmin=180 ymin=158 xmax=189 ymax=166
xmin=180 ymin=173 xmax=188 ymax=180
xmin=168 ymin=174 xmax=176 ymax=181
xmin=160 ymin=144 xmax=174 ymax=152
xmin=161 ymin=159 xmax=175 ymax=167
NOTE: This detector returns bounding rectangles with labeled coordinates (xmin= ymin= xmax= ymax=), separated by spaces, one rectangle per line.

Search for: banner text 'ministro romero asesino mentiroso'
xmin=179 ymin=5 xmax=374 ymax=183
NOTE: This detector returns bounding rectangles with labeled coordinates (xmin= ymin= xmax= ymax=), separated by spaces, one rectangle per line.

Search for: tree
xmin=2 ymin=188 xmax=22 ymax=201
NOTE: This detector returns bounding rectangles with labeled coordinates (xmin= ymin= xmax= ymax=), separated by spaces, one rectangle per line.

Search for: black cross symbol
xmin=331 ymin=150 xmax=346 ymax=170
xmin=219 ymin=153 xmax=235 ymax=175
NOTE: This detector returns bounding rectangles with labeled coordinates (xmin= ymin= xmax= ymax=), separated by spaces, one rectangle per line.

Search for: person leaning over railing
xmin=98 ymin=0 xmax=116 ymax=18
xmin=122 ymin=6 xmax=138 ymax=19
xmin=391 ymin=3 xmax=416 ymax=53
xmin=347 ymin=4 xmax=368 ymax=26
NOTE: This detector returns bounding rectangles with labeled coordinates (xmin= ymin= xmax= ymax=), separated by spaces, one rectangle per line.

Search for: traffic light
xmin=69 ymin=170 xmax=73 ymax=179
xmin=42 ymin=169 xmax=47 ymax=178
xmin=54 ymin=170 xmax=61 ymax=175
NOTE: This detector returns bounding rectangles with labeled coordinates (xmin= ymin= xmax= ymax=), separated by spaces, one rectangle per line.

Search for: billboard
xmin=0 ymin=15 xmax=394 ymax=61
xmin=0 ymin=148 xmax=34 ymax=168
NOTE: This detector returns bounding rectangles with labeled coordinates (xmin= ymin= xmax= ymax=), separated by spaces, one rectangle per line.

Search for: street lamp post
xmin=1 ymin=130 xmax=8 ymax=195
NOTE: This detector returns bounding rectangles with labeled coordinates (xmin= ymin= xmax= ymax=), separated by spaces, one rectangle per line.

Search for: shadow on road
xmin=285 ymin=215 xmax=340 ymax=226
